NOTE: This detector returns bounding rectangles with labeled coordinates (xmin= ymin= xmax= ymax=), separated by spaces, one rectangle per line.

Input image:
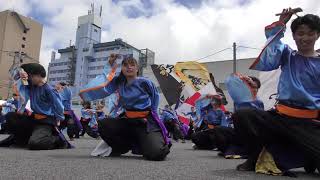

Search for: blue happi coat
xmin=250 ymin=21 xmax=320 ymax=109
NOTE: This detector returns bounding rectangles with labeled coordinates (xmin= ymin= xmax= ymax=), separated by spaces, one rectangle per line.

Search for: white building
xmin=48 ymin=10 xmax=158 ymax=104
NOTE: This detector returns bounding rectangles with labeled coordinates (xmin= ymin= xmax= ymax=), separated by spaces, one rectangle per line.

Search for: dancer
xmin=80 ymin=56 xmax=170 ymax=161
xmin=79 ymin=101 xmax=99 ymax=139
xmin=234 ymin=9 xmax=320 ymax=175
xmin=0 ymin=63 xmax=71 ymax=149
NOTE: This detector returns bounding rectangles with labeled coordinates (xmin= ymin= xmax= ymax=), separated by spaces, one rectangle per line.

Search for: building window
xmin=94 ymin=47 xmax=120 ymax=52
xmin=88 ymin=67 xmax=96 ymax=70
xmin=88 ymin=59 xmax=97 ymax=63
xmin=96 ymin=58 xmax=107 ymax=62
xmin=94 ymin=29 xmax=98 ymax=32
xmin=87 ymin=74 xmax=97 ymax=79
xmin=22 ymin=37 xmax=26 ymax=41
xmin=21 ymin=44 xmax=25 ymax=48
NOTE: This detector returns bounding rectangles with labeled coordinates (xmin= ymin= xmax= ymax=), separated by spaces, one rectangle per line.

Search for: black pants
xmin=0 ymin=115 xmax=7 ymax=134
xmin=60 ymin=114 xmax=80 ymax=139
xmin=3 ymin=112 xmax=64 ymax=150
xmin=185 ymin=122 xmax=195 ymax=140
xmin=191 ymin=129 xmax=216 ymax=150
xmin=211 ymin=126 xmax=239 ymax=153
xmin=98 ymin=117 xmax=170 ymax=161
xmin=80 ymin=118 xmax=99 ymax=138
xmin=233 ymin=109 xmax=320 ymax=164
xmin=164 ymin=120 xmax=184 ymax=140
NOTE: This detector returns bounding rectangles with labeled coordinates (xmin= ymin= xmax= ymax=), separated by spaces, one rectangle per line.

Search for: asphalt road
xmin=0 ymin=135 xmax=319 ymax=180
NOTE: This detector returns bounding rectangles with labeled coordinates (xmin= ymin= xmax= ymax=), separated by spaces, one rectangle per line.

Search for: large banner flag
xmin=209 ymin=73 xmax=228 ymax=105
xmin=150 ymin=64 xmax=181 ymax=106
xmin=152 ymin=61 xmax=219 ymax=125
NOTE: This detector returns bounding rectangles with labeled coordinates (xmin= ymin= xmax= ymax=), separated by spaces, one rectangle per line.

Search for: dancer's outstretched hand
xmin=109 ymin=53 xmax=118 ymax=65
xmin=279 ymin=8 xmax=295 ymax=24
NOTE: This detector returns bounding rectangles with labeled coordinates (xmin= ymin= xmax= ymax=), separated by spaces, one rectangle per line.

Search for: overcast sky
xmin=1 ymin=0 xmax=320 ymax=69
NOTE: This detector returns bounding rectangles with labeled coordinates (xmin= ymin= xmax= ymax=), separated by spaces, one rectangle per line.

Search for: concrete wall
xmin=0 ymin=11 xmax=7 ymax=58
xmin=0 ymin=11 xmax=9 ymax=97
xmin=0 ymin=10 xmax=42 ymax=98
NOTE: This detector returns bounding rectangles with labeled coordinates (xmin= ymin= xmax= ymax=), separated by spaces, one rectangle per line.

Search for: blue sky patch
xmin=174 ymin=0 xmax=203 ymax=9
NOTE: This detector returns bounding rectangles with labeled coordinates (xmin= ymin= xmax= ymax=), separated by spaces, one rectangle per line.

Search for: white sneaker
xmin=192 ymin=144 xmax=198 ymax=150
xmin=91 ymin=140 xmax=112 ymax=157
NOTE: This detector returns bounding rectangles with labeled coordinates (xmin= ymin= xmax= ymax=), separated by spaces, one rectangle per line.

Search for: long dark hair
xmin=115 ymin=57 xmax=139 ymax=85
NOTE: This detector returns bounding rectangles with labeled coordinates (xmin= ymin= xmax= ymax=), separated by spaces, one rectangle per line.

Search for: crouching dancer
xmin=234 ymin=9 xmax=320 ymax=175
xmin=80 ymin=56 xmax=171 ymax=161
xmin=0 ymin=63 xmax=71 ymax=150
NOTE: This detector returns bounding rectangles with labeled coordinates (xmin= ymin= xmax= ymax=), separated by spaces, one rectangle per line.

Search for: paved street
xmin=0 ymin=135 xmax=319 ymax=180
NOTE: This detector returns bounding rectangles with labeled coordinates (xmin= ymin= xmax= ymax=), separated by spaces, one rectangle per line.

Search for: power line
xmin=237 ymin=45 xmax=262 ymax=51
xmin=196 ymin=47 xmax=231 ymax=61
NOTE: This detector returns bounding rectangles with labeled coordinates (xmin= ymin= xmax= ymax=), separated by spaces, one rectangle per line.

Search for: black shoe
xmin=58 ymin=141 xmax=70 ymax=149
xmin=109 ymin=151 xmax=121 ymax=157
xmin=236 ymin=159 xmax=255 ymax=171
xmin=55 ymin=137 xmax=70 ymax=149
xmin=0 ymin=128 xmax=7 ymax=134
xmin=0 ymin=135 xmax=15 ymax=147
xmin=304 ymin=161 xmax=317 ymax=174
xmin=217 ymin=152 xmax=224 ymax=157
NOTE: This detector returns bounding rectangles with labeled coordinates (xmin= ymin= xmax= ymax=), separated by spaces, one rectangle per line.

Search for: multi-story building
xmin=0 ymin=10 xmax=43 ymax=98
xmin=48 ymin=11 xmax=162 ymax=106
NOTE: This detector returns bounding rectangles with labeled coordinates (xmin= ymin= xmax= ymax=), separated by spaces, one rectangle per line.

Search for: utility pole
xmin=233 ymin=42 xmax=237 ymax=74
xmin=70 ymin=45 xmax=76 ymax=86
xmin=232 ymin=42 xmax=237 ymax=111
